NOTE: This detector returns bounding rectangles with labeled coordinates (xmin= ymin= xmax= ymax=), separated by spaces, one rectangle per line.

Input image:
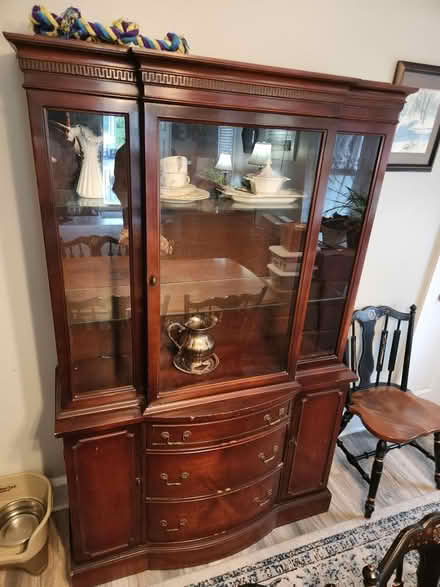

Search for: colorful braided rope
xmin=30 ymin=5 xmax=189 ymax=53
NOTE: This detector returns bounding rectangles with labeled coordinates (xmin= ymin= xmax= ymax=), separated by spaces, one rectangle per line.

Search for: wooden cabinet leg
xmin=434 ymin=432 xmax=440 ymax=489
xmin=365 ymin=439 xmax=387 ymax=518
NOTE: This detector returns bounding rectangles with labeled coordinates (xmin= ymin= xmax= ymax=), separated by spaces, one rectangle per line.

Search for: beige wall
xmin=1 ymin=0 xmax=440 ymax=476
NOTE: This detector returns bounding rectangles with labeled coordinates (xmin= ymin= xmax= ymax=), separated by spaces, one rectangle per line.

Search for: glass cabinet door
xmin=300 ymin=133 xmax=382 ymax=358
xmin=158 ymin=122 xmax=323 ymax=393
xmin=46 ymin=109 xmax=132 ymax=395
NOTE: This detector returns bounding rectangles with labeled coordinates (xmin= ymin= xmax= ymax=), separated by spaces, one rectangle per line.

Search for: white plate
xmin=160 ymin=183 xmax=194 ymax=197
xmin=222 ymin=186 xmax=302 ymax=202
xmin=160 ymin=187 xmax=210 ymax=204
xmin=231 ymin=193 xmax=297 ymax=205
xmin=231 ymin=202 xmax=295 ymax=210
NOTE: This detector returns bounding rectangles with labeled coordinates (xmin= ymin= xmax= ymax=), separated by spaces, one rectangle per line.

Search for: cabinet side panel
xmin=288 ymin=388 xmax=344 ymax=496
xmin=66 ymin=428 xmax=138 ymax=561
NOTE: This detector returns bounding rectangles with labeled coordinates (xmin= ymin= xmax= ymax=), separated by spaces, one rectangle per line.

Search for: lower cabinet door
xmin=65 ymin=427 xmax=141 ymax=562
xmin=287 ymin=388 xmax=345 ymax=497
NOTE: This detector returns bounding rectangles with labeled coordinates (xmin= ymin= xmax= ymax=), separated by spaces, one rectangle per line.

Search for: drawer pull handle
xmin=160 ymin=518 xmax=187 ymax=532
xmin=264 ymin=407 xmax=286 ymax=427
xmin=160 ymin=430 xmax=192 ymax=445
xmin=254 ymin=489 xmax=273 ymax=507
xmin=259 ymin=444 xmax=279 ymax=464
xmin=160 ymin=472 xmax=190 ymax=486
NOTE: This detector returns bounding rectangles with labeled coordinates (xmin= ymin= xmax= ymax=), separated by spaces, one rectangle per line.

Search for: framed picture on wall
xmin=388 ymin=61 xmax=440 ymax=171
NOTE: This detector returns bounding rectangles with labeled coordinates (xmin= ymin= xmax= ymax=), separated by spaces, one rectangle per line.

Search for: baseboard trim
xmin=50 ymin=474 xmax=68 ymax=511
xmin=412 ymin=387 xmax=432 ymax=397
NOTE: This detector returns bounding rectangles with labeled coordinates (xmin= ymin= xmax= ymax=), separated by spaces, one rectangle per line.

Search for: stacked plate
xmin=160 ymin=184 xmax=210 ymax=204
xmin=221 ymin=185 xmax=302 ymax=207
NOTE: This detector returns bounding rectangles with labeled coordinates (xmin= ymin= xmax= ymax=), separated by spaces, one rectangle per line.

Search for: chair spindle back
xmin=347 ymin=305 xmax=416 ymax=392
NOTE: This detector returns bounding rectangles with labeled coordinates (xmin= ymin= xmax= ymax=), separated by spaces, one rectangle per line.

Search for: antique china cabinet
xmin=5 ymin=32 xmax=413 ymax=586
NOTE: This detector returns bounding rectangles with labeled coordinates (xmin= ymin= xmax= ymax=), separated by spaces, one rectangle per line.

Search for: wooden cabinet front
xmin=65 ymin=427 xmax=141 ymax=562
xmin=287 ymin=389 xmax=345 ymax=497
xmin=5 ymin=31 xmax=413 ymax=585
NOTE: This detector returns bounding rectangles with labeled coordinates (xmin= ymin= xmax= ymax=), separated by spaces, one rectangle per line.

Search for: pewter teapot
xmin=167 ymin=314 xmax=219 ymax=375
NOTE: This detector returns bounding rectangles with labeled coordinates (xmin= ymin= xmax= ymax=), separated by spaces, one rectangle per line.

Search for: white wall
xmin=1 ymin=0 xmax=440 ymax=476
xmin=409 ymin=247 xmax=440 ymax=399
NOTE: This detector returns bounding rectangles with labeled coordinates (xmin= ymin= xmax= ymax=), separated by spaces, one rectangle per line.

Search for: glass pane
xmin=47 ymin=110 xmax=132 ymax=394
xmin=159 ymin=122 xmax=323 ymax=393
xmin=300 ymin=133 xmax=382 ymax=358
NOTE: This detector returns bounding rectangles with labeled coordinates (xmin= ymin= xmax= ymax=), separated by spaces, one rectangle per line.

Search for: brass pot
xmin=167 ymin=314 xmax=219 ymax=375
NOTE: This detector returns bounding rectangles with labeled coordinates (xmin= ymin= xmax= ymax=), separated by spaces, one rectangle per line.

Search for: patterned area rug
xmin=161 ymin=491 xmax=440 ymax=587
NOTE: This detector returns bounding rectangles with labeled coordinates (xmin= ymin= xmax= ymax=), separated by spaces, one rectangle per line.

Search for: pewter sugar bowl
xmin=167 ymin=314 xmax=219 ymax=374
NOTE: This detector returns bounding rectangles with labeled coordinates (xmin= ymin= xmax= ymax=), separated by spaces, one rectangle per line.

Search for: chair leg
xmin=365 ymin=439 xmax=387 ymax=519
xmin=339 ymin=409 xmax=354 ymax=434
xmin=434 ymin=432 xmax=440 ymax=489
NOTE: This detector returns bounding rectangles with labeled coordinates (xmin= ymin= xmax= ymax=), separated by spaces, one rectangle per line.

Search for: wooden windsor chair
xmin=337 ymin=305 xmax=440 ymax=518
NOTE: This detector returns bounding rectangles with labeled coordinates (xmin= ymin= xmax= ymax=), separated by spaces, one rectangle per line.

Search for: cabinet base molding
xmin=70 ymin=489 xmax=331 ymax=586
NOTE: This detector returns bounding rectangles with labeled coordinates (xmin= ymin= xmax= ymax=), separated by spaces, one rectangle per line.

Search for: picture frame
xmin=388 ymin=61 xmax=440 ymax=171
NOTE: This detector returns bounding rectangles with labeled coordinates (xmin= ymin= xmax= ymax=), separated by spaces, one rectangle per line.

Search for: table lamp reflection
xmin=248 ymin=142 xmax=272 ymax=169
xmin=215 ymin=152 xmax=233 ymax=185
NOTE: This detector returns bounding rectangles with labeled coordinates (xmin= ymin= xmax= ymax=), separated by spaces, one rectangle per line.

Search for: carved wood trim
xmin=18 ymin=57 xmax=136 ymax=82
xmin=141 ymin=70 xmax=325 ymax=100
xmin=140 ymin=69 xmax=403 ymax=111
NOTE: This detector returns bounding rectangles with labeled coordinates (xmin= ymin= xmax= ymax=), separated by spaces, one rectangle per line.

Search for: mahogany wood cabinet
xmin=5 ymin=32 xmax=413 ymax=586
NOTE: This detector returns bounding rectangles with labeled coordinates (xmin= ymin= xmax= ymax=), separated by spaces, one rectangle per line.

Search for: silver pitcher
xmin=167 ymin=314 xmax=219 ymax=375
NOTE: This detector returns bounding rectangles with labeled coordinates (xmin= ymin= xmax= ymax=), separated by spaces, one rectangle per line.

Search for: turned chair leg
xmin=365 ymin=439 xmax=387 ymax=518
xmin=339 ymin=410 xmax=354 ymax=435
xmin=434 ymin=432 xmax=440 ymax=489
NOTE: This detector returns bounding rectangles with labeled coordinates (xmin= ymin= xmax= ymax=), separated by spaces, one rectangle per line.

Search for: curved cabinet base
xmin=70 ymin=489 xmax=331 ymax=587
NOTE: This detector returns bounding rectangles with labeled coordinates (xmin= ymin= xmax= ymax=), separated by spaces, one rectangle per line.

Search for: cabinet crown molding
xmin=5 ymin=32 xmax=415 ymax=122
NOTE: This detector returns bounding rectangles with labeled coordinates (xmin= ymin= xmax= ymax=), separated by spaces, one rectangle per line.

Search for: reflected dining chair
xmin=337 ymin=305 xmax=440 ymax=518
xmin=362 ymin=511 xmax=440 ymax=586
xmin=62 ymin=234 xmax=127 ymax=257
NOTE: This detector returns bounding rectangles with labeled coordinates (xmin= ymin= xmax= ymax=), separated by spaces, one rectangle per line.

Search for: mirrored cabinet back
xmin=4 ymin=32 xmax=414 ymax=586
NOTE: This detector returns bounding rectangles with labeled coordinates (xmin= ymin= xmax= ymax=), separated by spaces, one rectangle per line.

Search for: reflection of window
xmin=217 ymin=126 xmax=234 ymax=157
xmin=102 ymin=116 xmax=125 ymax=205
xmin=260 ymin=129 xmax=296 ymax=162
xmin=331 ymin=134 xmax=363 ymax=173
xmin=160 ymin=121 xmax=172 ymax=158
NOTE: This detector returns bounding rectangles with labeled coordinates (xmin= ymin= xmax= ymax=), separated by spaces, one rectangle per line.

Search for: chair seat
xmin=350 ymin=386 xmax=440 ymax=444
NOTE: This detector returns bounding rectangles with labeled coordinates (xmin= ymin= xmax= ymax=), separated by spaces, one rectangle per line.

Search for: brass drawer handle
xmin=254 ymin=488 xmax=273 ymax=507
xmin=160 ymin=472 xmax=190 ymax=486
xmin=259 ymin=444 xmax=279 ymax=464
xmin=264 ymin=407 xmax=286 ymax=427
xmin=160 ymin=430 xmax=192 ymax=445
xmin=160 ymin=518 xmax=187 ymax=532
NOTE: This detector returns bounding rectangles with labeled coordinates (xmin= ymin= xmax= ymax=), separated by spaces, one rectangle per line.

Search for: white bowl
xmin=245 ymin=174 xmax=289 ymax=195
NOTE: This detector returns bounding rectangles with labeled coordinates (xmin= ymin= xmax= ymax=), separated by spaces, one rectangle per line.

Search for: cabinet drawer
xmin=146 ymin=425 xmax=286 ymax=499
xmin=147 ymin=471 xmax=279 ymax=542
xmin=146 ymin=401 xmax=290 ymax=449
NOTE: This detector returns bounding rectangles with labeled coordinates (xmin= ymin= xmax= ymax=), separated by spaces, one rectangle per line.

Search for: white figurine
xmin=67 ymin=125 xmax=104 ymax=199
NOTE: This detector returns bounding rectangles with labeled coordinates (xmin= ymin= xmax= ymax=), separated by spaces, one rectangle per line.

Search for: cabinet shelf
xmin=71 ymin=355 xmax=132 ymax=395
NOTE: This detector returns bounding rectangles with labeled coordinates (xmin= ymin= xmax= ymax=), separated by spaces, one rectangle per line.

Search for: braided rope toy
xmin=30 ymin=5 xmax=189 ymax=53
